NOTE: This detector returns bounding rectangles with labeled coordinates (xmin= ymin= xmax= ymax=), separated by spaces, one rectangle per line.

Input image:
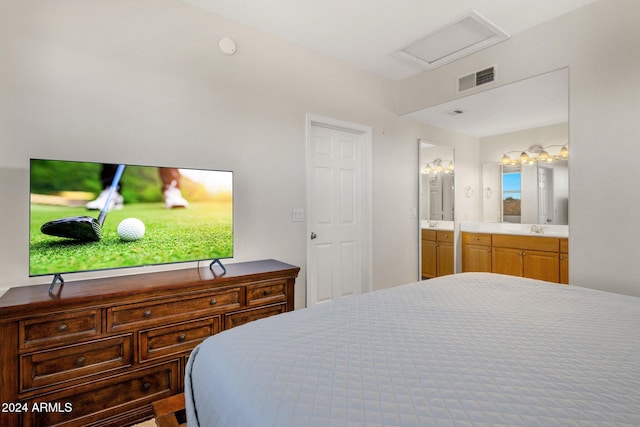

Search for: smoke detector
xmin=219 ymin=37 xmax=236 ymax=55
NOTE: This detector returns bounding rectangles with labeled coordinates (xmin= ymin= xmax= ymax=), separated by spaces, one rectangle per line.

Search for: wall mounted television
xmin=29 ymin=159 xmax=233 ymax=279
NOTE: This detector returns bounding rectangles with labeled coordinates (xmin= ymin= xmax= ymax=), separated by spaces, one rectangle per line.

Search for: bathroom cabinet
xmin=421 ymin=229 xmax=454 ymax=279
xmin=462 ymin=233 xmax=492 ymax=272
xmin=560 ymin=238 xmax=569 ymax=284
xmin=462 ymin=232 xmax=568 ymax=284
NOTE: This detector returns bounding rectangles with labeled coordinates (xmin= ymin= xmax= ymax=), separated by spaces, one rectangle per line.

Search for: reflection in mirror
xmin=483 ymin=158 xmax=568 ymax=225
xmin=407 ymin=68 xmax=568 ymax=227
xmin=481 ymin=120 xmax=569 ymax=225
xmin=537 ymin=161 xmax=569 ymax=225
xmin=502 ymin=164 xmax=522 ymax=223
xmin=419 ymin=141 xmax=455 ymax=280
xmin=420 ymin=143 xmax=455 ymax=223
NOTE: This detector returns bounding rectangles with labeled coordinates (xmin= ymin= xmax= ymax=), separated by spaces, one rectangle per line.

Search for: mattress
xmin=185 ymin=273 xmax=640 ymax=426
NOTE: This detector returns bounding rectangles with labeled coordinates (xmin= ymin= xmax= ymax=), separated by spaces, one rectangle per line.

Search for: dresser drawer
xmin=107 ymin=288 xmax=240 ymax=332
xmin=462 ymin=232 xmax=491 ymax=246
xmin=246 ymin=280 xmax=287 ymax=307
xmin=225 ymin=303 xmax=286 ymax=329
xmin=20 ymin=335 xmax=133 ymax=392
xmin=139 ymin=317 xmax=220 ymax=362
xmin=19 ymin=310 xmax=100 ymax=350
xmin=22 ymin=361 xmax=179 ymax=427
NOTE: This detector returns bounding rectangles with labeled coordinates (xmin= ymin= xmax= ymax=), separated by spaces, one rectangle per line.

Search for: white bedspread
xmin=185 ymin=273 xmax=640 ymax=426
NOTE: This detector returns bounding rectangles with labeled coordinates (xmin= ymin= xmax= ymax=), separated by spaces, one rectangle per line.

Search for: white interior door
xmin=306 ymin=115 xmax=372 ymax=306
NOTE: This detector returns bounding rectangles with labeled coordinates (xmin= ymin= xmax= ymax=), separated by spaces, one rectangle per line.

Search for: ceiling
xmin=181 ymin=0 xmax=585 ymax=136
xmin=182 ymin=0 xmax=596 ymax=81
xmin=405 ymin=68 xmax=569 ymax=137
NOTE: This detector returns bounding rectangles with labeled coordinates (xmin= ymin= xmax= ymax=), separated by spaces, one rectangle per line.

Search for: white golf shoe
xmin=85 ymin=187 xmax=124 ymax=211
xmin=164 ymin=180 xmax=189 ymax=209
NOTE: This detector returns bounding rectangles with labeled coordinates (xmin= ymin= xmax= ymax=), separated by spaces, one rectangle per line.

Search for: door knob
xmin=310 ymin=232 xmax=317 ymax=240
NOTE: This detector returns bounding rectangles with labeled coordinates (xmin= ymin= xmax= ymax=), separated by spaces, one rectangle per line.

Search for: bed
xmin=185 ymin=273 xmax=640 ymax=426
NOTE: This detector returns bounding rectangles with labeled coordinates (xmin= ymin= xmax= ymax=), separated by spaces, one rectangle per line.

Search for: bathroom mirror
xmin=409 ymin=68 xmax=568 ymax=280
xmin=408 ymin=68 xmax=568 ymax=226
xmin=420 ymin=143 xmax=455 ymax=223
xmin=483 ymin=159 xmax=568 ymax=224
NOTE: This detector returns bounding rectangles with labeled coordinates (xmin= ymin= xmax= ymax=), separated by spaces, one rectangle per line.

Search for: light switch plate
xmin=293 ymin=208 xmax=305 ymax=222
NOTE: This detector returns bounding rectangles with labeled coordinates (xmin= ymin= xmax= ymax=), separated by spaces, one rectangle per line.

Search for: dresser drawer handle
xmin=178 ymin=334 xmax=186 ymax=342
xmin=262 ymin=290 xmax=271 ymax=296
xmin=143 ymin=310 xmax=152 ymax=318
xmin=76 ymin=356 xmax=86 ymax=366
xmin=142 ymin=382 xmax=151 ymax=391
xmin=57 ymin=324 xmax=68 ymax=332
xmin=210 ymin=298 xmax=217 ymax=306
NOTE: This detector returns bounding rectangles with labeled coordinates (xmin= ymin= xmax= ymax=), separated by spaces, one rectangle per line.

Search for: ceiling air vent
xmin=458 ymin=66 xmax=496 ymax=93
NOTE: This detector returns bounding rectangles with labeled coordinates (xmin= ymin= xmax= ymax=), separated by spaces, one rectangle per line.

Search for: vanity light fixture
xmin=422 ymin=159 xmax=454 ymax=174
xmin=445 ymin=161 xmax=454 ymax=173
xmin=518 ymin=151 xmax=532 ymax=164
xmin=500 ymin=144 xmax=569 ymax=165
xmin=558 ymin=145 xmax=569 ymax=160
xmin=536 ymin=150 xmax=552 ymax=162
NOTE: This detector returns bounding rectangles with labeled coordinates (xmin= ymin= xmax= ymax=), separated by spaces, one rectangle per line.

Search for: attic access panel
xmin=392 ymin=10 xmax=509 ymax=71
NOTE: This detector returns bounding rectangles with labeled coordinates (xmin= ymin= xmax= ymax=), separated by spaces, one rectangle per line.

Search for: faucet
xmin=530 ymin=224 xmax=545 ymax=234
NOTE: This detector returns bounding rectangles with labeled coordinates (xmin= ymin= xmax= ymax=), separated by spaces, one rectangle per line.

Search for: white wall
xmin=400 ymin=0 xmax=640 ymax=296
xmin=7 ymin=0 xmax=635 ymax=300
xmin=0 ymin=0 xmax=482 ymax=303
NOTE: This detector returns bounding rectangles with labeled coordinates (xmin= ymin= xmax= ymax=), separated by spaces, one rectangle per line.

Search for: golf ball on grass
xmin=117 ymin=218 xmax=145 ymax=241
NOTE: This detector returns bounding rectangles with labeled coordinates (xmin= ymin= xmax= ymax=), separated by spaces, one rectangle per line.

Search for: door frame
xmin=305 ymin=114 xmax=373 ymax=307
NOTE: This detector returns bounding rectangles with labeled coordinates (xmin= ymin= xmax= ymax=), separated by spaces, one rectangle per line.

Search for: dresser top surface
xmin=0 ymin=259 xmax=299 ymax=317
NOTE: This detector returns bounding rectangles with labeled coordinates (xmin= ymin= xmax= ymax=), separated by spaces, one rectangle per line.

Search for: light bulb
xmin=558 ymin=146 xmax=569 ymax=160
xmin=537 ymin=150 xmax=552 ymax=162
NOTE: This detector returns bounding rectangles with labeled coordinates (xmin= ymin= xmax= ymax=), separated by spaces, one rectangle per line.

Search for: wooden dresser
xmin=0 ymin=259 xmax=299 ymax=427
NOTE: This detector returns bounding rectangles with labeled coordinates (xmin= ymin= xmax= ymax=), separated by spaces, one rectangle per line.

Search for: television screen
xmin=29 ymin=159 xmax=233 ymax=277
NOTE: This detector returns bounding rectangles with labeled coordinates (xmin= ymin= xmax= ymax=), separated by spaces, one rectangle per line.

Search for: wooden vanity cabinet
xmin=421 ymin=230 xmax=454 ymax=279
xmin=560 ymin=238 xmax=569 ymax=284
xmin=462 ymin=233 xmax=492 ymax=272
xmin=462 ymin=232 xmax=567 ymax=284
xmin=492 ymin=234 xmax=560 ymax=283
xmin=421 ymin=230 xmax=437 ymax=279
xmin=436 ymin=231 xmax=454 ymax=277
xmin=0 ymin=259 xmax=299 ymax=427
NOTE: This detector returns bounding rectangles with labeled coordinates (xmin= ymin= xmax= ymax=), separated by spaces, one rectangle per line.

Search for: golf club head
xmin=41 ymin=216 xmax=102 ymax=242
